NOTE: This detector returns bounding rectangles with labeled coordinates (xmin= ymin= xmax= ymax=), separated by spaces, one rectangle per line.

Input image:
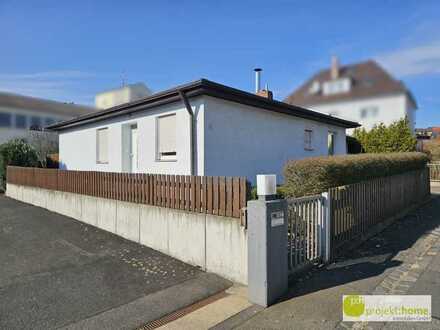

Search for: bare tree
xmin=26 ymin=129 xmax=58 ymax=168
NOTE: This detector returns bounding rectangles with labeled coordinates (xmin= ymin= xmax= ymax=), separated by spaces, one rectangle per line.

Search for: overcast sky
xmin=1 ymin=0 xmax=439 ymax=127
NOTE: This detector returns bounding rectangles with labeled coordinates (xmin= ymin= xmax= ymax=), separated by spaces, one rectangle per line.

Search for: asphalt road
xmin=0 ymin=195 xmax=231 ymax=330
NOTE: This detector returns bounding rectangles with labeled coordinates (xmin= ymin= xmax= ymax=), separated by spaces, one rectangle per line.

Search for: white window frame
xmin=156 ymin=113 xmax=177 ymax=162
xmin=96 ymin=127 xmax=109 ymax=164
xmin=322 ymin=78 xmax=351 ymax=95
xmin=304 ymin=129 xmax=313 ymax=151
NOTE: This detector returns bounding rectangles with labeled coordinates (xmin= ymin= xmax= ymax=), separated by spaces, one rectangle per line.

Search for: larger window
xmin=96 ymin=128 xmax=109 ymax=164
xmin=0 ymin=112 xmax=12 ymax=127
xmin=322 ymin=78 xmax=351 ymax=95
xmin=157 ymin=114 xmax=177 ymax=161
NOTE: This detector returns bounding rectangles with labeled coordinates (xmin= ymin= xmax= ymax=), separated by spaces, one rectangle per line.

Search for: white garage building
xmin=48 ymin=79 xmax=358 ymax=183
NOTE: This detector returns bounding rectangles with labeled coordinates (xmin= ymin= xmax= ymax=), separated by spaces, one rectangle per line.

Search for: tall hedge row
xmin=283 ymin=152 xmax=428 ymax=198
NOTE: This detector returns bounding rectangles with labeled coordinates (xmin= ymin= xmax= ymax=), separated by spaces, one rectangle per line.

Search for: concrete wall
xmin=59 ymin=97 xmax=205 ymax=176
xmin=203 ymin=96 xmax=347 ymax=184
xmin=307 ymin=93 xmax=416 ymax=133
xmin=6 ymin=183 xmax=247 ymax=284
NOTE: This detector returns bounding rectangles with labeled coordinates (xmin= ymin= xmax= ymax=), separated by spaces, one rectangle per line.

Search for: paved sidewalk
xmin=237 ymin=187 xmax=440 ymax=330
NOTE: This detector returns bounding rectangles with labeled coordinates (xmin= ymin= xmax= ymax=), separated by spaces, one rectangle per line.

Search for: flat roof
xmin=0 ymin=91 xmax=95 ymax=117
xmin=47 ymin=79 xmax=360 ymax=131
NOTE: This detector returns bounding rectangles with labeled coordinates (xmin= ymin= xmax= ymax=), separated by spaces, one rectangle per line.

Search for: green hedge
xmin=283 ymin=152 xmax=428 ymax=198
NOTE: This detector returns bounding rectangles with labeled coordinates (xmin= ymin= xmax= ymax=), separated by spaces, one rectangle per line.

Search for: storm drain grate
xmin=138 ymin=291 xmax=228 ymax=330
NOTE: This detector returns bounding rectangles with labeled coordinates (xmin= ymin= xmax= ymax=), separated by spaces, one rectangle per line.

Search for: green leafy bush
xmin=283 ymin=152 xmax=428 ymax=198
xmin=353 ymin=118 xmax=416 ymax=153
xmin=0 ymin=139 xmax=39 ymax=188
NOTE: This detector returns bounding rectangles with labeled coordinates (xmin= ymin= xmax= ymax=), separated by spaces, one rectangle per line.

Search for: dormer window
xmin=308 ymin=81 xmax=321 ymax=94
xmin=322 ymin=78 xmax=351 ymax=95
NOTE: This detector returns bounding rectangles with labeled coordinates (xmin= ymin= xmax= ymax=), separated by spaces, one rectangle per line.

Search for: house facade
xmin=49 ymin=79 xmax=358 ymax=183
xmin=284 ymin=58 xmax=417 ymax=134
xmin=0 ymin=91 xmax=95 ymax=144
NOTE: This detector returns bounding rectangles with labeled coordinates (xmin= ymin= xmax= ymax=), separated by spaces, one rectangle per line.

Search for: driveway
xmin=0 ymin=195 xmax=231 ymax=330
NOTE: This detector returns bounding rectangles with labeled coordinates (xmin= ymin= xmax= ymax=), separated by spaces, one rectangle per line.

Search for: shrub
xmin=421 ymin=139 xmax=440 ymax=162
xmin=283 ymin=152 xmax=428 ymax=198
xmin=0 ymin=139 xmax=39 ymax=187
xmin=353 ymin=118 xmax=417 ymax=153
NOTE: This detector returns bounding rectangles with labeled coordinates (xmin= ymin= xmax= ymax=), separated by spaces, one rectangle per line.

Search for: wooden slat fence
xmin=6 ymin=166 xmax=249 ymax=219
xmin=329 ymin=168 xmax=430 ymax=257
xmin=428 ymin=162 xmax=440 ymax=181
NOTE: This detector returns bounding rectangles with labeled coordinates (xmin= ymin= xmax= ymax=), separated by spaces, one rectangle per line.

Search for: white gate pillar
xmin=321 ymin=192 xmax=331 ymax=263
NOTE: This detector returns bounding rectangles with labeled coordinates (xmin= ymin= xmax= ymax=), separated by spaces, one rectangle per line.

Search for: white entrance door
xmin=129 ymin=124 xmax=138 ymax=173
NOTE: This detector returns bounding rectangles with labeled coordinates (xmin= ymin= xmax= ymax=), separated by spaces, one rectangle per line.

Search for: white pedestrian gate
xmin=287 ymin=194 xmax=329 ymax=274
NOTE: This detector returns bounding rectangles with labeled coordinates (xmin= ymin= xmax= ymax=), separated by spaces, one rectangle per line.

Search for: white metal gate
xmin=287 ymin=194 xmax=328 ymax=274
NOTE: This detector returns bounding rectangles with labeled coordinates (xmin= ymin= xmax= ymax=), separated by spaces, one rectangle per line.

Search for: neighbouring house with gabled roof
xmin=48 ymin=78 xmax=358 ymax=183
xmin=284 ymin=57 xmax=417 ymax=133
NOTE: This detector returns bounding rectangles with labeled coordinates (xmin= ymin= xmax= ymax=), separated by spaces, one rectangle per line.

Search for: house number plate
xmin=271 ymin=211 xmax=284 ymax=227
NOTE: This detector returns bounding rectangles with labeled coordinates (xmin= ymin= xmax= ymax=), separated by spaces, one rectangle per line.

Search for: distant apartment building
xmin=0 ymin=91 xmax=95 ymax=144
xmin=416 ymin=127 xmax=440 ymax=140
xmin=95 ymin=83 xmax=152 ymax=109
xmin=284 ymin=57 xmax=417 ymax=133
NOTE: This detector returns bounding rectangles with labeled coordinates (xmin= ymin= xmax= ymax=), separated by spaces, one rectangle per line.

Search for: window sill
xmin=156 ymin=159 xmax=178 ymax=163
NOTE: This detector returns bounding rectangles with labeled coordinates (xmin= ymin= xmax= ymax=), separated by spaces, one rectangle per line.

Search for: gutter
xmin=47 ymin=79 xmax=359 ymax=131
xmin=178 ymin=90 xmax=195 ymax=175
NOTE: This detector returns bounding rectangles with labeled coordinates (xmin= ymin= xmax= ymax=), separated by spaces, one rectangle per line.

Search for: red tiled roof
xmin=284 ymin=60 xmax=416 ymax=108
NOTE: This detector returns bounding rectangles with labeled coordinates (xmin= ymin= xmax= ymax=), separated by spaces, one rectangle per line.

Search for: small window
xmin=15 ymin=114 xmax=27 ymax=128
xmin=0 ymin=112 xmax=12 ymax=127
xmin=96 ymin=128 xmax=109 ymax=164
xmin=304 ymin=129 xmax=313 ymax=150
xmin=328 ymin=132 xmax=335 ymax=155
xmin=157 ymin=114 xmax=177 ymax=161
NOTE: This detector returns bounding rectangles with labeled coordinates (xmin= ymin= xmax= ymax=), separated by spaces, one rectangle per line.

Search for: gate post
xmin=321 ymin=191 xmax=331 ymax=263
xmin=247 ymin=175 xmax=288 ymax=307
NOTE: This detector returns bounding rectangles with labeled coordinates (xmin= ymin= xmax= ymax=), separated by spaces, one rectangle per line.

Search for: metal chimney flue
xmin=254 ymin=68 xmax=262 ymax=93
